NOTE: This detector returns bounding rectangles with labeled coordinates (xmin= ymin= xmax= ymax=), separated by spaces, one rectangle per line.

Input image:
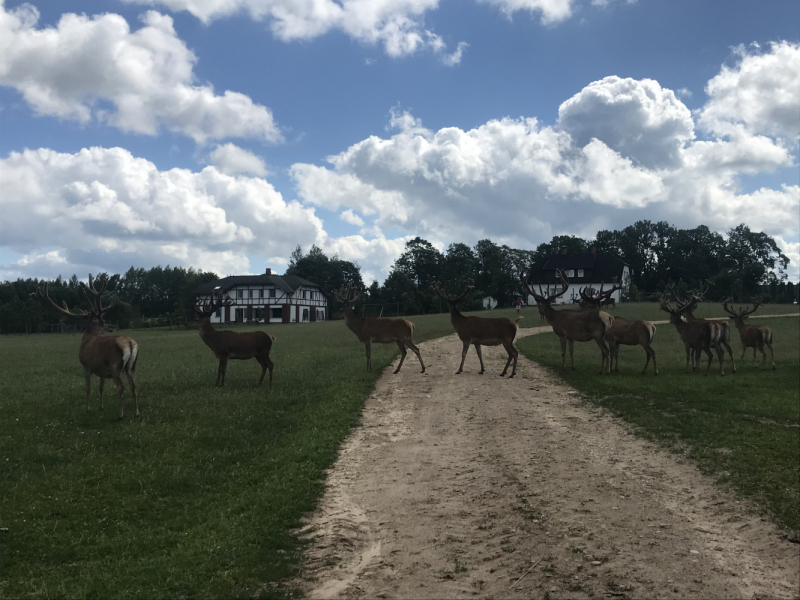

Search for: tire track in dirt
xmin=295 ymin=327 xmax=799 ymax=599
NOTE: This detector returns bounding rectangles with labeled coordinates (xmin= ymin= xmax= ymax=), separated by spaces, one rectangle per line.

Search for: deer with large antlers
xmin=522 ymin=269 xmax=613 ymax=374
xmin=30 ymin=275 xmax=139 ymax=418
xmin=430 ymin=280 xmax=521 ymax=377
xmin=579 ymin=283 xmax=658 ymax=374
xmin=334 ymin=285 xmax=425 ymax=374
xmin=193 ymin=292 xmax=275 ymax=386
xmin=658 ymin=290 xmax=724 ymax=375
xmin=673 ymin=282 xmax=737 ymax=374
xmin=722 ymin=298 xmax=775 ymax=369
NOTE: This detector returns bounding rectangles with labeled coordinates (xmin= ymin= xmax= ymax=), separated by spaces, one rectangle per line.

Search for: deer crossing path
xmin=294 ymin=320 xmax=800 ymax=600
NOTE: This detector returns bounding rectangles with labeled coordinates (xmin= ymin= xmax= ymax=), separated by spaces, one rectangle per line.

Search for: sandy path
xmin=295 ymin=326 xmax=799 ymax=599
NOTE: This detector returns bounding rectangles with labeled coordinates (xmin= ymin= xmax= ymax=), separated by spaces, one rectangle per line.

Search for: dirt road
xmin=296 ymin=328 xmax=799 ymax=599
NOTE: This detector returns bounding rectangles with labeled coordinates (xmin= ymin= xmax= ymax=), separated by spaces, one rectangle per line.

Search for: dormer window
xmin=566 ymin=270 xmax=575 ymax=278
xmin=577 ymin=269 xmax=584 ymax=278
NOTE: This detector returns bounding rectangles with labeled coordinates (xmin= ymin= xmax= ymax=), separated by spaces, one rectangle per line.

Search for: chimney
xmin=265 ymin=268 xmax=272 ymax=276
xmin=590 ymin=246 xmax=596 ymax=255
xmin=561 ymin=247 xmax=567 ymax=255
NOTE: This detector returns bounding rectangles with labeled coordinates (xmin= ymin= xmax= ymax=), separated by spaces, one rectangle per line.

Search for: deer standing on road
xmin=578 ymin=284 xmax=657 ymax=374
xmin=334 ymin=285 xmax=425 ymax=374
xmin=30 ymin=275 xmax=139 ymax=418
xmin=430 ymin=281 xmax=521 ymax=377
xmin=722 ymin=298 xmax=775 ymax=369
xmin=658 ymin=291 xmax=724 ymax=375
xmin=193 ymin=292 xmax=275 ymax=386
xmin=521 ymin=269 xmax=613 ymax=375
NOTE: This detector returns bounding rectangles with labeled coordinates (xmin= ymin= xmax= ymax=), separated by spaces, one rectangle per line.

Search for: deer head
xmin=521 ymin=268 xmax=569 ymax=307
xmin=193 ymin=290 xmax=233 ymax=321
xmin=722 ymin=296 xmax=762 ymax=321
xmin=332 ymin=284 xmax=364 ymax=318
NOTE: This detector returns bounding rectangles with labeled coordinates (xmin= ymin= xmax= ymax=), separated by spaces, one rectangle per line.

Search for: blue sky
xmin=1 ymin=0 xmax=798 ymax=283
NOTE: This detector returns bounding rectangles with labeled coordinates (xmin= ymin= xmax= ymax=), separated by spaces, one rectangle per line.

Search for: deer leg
xmin=112 ymin=373 xmax=125 ymax=419
xmin=703 ymin=347 xmax=713 ymax=375
xmin=766 ymin=341 xmax=775 ymax=369
xmin=394 ymin=341 xmax=407 ymax=374
xmin=501 ymin=342 xmax=518 ymax=378
xmin=725 ymin=341 xmax=736 ymax=373
xmin=758 ymin=345 xmax=767 ymax=368
xmin=457 ymin=341 xmax=470 ymax=374
xmin=715 ymin=344 xmax=725 ymax=376
xmin=217 ymin=357 xmax=228 ymax=386
xmin=125 ymin=370 xmax=139 ymax=417
xmin=98 ymin=377 xmax=105 ymax=411
xmin=595 ymin=338 xmax=609 ymax=375
xmin=568 ymin=339 xmax=575 ymax=370
xmin=474 ymin=343 xmax=486 ymax=374
xmin=741 ymin=346 xmax=747 ymax=360
xmin=406 ymin=341 xmax=425 ymax=373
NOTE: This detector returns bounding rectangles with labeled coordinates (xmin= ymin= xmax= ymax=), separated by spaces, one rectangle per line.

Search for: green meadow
xmin=1 ymin=304 xmax=797 ymax=598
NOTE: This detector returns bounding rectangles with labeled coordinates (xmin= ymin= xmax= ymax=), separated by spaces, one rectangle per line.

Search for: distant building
xmin=525 ymin=248 xmax=631 ymax=305
xmin=192 ymin=268 xmax=327 ymax=324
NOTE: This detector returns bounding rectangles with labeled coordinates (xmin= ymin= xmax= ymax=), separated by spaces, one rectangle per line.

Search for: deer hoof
xmin=392 ymin=369 xmax=400 ymax=374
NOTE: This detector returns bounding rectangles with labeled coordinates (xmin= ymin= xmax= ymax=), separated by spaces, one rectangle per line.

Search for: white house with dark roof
xmin=192 ymin=268 xmax=327 ymax=324
xmin=525 ymin=248 xmax=631 ymax=305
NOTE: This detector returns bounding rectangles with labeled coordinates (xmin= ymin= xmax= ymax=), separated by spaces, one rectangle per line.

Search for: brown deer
xmin=673 ymin=283 xmax=737 ymax=374
xmin=30 ymin=275 xmax=139 ymax=418
xmin=430 ymin=280 xmax=521 ymax=377
xmin=578 ymin=284 xmax=657 ymax=374
xmin=722 ymin=297 xmax=775 ymax=369
xmin=193 ymin=292 xmax=275 ymax=386
xmin=521 ymin=269 xmax=613 ymax=375
xmin=658 ymin=290 xmax=725 ymax=375
xmin=333 ymin=285 xmax=424 ymax=374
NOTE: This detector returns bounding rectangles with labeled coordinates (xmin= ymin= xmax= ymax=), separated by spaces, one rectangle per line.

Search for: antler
xmin=81 ymin=273 xmax=116 ymax=317
xmin=722 ymin=296 xmax=761 ymax=319
xmin=194 ymin=290 xmax=233 ymax=318
xmin=657 ymin=290 xmax=678 ymax=315
xmin=333 ymin=283 xmax=364 ymax=305
xmin=30 ymin=283 xmax=90 ymax=319
xmin=521 ymin=267 xmax=569 ymax=305
xmin=430 ymin=280 xmax=474 ymax=304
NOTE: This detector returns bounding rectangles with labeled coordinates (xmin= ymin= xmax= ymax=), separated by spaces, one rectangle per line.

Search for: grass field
xmin=0 ymin=307 xmax=528 ymax=599
xmin=2 ymin=304 xmax=797 ymax=598
xmin=516 ymin=307 xmax=800 ymax=532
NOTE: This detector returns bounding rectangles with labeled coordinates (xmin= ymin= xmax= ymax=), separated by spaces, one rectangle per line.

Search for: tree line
xmin=0 ymin=266 xmax=218 ymax=334
xmin=0 ymin=221 xmax=794 ymax=333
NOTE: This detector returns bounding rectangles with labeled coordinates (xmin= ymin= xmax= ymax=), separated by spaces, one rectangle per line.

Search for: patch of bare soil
xmin=294 ymin=328 xmax=800 ymax=599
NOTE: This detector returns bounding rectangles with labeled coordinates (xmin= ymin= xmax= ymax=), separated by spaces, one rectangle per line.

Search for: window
xmin=302 ymin=290 xmax=307 ymax=300
xmin=258 ymin=289 xmax=264 ymax=298
xmin=566 ymin=270 xmax=575 ymax=278
xmin=249 ymin=289 xmax=254 ymax=298
xmin=302 ymin=308 xmax=309 ymax=321
xmin=577 ymin=269 xmax=584 ymax=278
xmin=271 ymin=307 xmax=282 ymax=319
xmin=269 ymin=288 xmax=276 ymax=298
xmin=237 ymin=289 xmax=243 ymax=299
xmin=215 ymin=309 xmax=221 ymax=318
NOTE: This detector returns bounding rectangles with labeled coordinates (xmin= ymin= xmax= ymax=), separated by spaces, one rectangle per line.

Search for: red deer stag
xmin=193 ymin=292 xmax=275 ymax=386
xmin=722 ymin=298 xmax=775 ymax=369
xmin=522 ymin=269 xmax=613 ymax=375
xmin=578 ymin=284 xmax=657 ymax=374
xmin=657 ymin=290 xmax=724 ymax=375
xmin=334 ymin=285 xmax=425 ymax=374
xmin=672 ymin=283 xmax=736 ymax=374
xmin=430 ymin=280 xmax=521 ymax=377
xmin=30 ymin=275 xmax=139 ymax=418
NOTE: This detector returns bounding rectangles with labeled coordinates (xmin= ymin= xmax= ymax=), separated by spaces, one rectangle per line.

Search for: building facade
xmin=525 ymin=248 xmax=631 ymax=305
xmin=192 ymin=269 xmax=327 ymax=324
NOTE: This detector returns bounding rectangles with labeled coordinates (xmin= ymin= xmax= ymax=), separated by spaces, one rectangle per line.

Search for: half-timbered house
xmin=192 ymin=269 xmax=327 ymax=324
xmin=525 ymin=248 xmax=631 ymax=305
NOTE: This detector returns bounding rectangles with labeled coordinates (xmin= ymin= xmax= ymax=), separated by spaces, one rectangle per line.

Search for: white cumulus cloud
xmin=0 ymin=3 xmax=282 ymax=144
xmin=209 ymin=143 xmax=268 ymax=176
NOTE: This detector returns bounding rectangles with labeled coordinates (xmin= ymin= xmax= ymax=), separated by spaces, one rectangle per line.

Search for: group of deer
xmin=30 ymin=279 xmax=275 ymax=419
xmin=657 ymin=282 xmax=775 ymax=375
xmin=31 ymin=269 xmax=777 ymax=419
